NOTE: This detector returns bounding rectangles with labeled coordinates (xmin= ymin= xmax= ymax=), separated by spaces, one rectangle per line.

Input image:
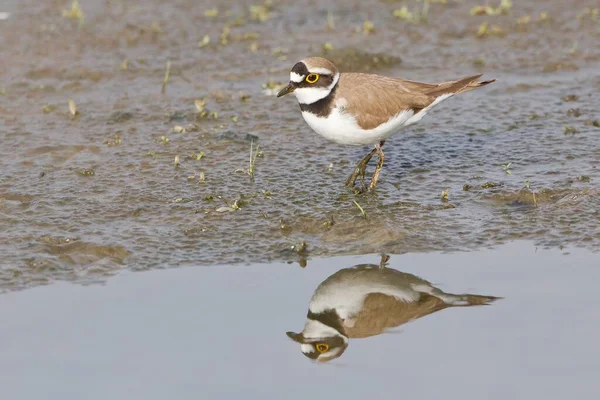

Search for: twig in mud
xmin=161 ymin=60 xmax=171 ymax=94
xmin=234 ymin=140 xmax=260 ymax=179
xmin=525 ymin=180 xmax=538 ymax=207
xmin=326 ymin=11 xmax=335 ymax=30
xmin=352 ymin=200 xmax=367 ymax=218
xmin=248 ymin=140 xmax=260 ymax=178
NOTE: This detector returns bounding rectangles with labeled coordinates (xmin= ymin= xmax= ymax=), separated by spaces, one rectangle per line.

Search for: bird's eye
xmin=306 ymin=74 xmax=319 ymax=84
xmin=315 ymin=343 xmax=329 ymax=353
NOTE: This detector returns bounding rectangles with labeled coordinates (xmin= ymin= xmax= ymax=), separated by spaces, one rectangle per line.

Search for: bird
xmin=286 ymin=255 xmax=500 ymax=362
xmin=277 ymin=57 xmax=495 ymax=191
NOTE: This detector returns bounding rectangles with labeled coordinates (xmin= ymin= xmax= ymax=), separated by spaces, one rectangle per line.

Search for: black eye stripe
xmin=295 ymin=74 xmax=333 ymax=88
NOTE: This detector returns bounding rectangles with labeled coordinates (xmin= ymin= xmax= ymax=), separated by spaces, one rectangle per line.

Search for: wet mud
xmin=1 ymin=0 xmax=599 ymax=291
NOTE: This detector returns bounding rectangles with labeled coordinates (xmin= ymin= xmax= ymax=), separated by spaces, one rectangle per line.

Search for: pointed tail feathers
xmin=458 ymin=77 xmax=497 ymax=94
xmin=426 ymin=74 xmax=496 ymax=98
xmin=455 ymin=294 xmax=502 ymax=306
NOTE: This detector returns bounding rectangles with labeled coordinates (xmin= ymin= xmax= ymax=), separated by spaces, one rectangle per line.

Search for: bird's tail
xmin=413 ymin=284 xmax=501 ymax=306
xmin=426 ymin=74 xmax=496 ymax=98
xmin=457 ymin=77 xmax=497 ymax=94
xmin=446 ymin=293 xmax=502 ymax=306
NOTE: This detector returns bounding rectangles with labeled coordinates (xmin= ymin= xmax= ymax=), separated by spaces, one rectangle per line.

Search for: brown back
xmin=337 ymin=73 xmax=494 ymax=130
xmin=343 ymin=292 xmax=449 ymax=339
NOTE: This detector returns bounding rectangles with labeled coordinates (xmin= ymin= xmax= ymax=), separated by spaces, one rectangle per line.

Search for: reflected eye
xmin=306 ymin=74 xmax=319 ymax=84
xmin=315 ymin=343 xmax=329 ymax=353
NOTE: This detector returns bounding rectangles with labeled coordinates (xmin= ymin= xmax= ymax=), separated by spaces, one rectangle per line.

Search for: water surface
xmin=1 ymin=2 xmax=599 ymax=288
xmin=1 ymin=242 xmax=598 ymax=399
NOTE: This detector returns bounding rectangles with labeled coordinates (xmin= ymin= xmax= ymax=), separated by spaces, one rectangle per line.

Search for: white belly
xmin=300 ymin=93 xmax=452 ymax=146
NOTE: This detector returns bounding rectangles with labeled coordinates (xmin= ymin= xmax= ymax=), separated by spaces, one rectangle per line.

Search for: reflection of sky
xmin=1 ymin=241 xmax=599 ymax=399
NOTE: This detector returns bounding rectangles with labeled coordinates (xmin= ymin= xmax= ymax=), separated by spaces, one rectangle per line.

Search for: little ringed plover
xmin=286 ymin=255 xmax=500 ymax=362
xmin=277 ymin=57 xmax=495 ymax=191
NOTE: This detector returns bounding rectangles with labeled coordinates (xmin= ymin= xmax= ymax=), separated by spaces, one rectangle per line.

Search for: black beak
xmin=277 ymin=83 xmax=295 ymax=97
xmin=286 ymin=331 xmax=304 ymax=343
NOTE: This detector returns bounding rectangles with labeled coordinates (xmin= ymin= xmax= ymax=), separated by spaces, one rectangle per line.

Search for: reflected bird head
xmin=286 ymin=330 xmax=349 ymax=363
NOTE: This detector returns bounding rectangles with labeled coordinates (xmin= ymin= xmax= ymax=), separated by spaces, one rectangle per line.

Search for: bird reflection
xmin=286 ymin=255 xmax=500 ymax=362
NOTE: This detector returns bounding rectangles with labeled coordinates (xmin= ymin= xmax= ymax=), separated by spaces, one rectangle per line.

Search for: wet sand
xmin=1 ymin=1 xmax=599 ymax=290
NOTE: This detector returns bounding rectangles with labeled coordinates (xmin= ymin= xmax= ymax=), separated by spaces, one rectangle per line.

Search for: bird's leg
xmin=368 ymin=141 xmax=386 ymax=191
xmin=345 ymin=147 xmax=377 ymax=188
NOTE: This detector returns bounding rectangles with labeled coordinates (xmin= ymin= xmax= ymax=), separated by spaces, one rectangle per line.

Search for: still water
xmin=1 ymin=242 xmax=598 ymax=399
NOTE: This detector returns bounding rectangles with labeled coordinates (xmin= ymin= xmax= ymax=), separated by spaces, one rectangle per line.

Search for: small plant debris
xmin=393 ymin=1 xmax=429 ymax=24
xmin=68 ymin=99 xmax=78 ymax=117
xmin=234 ymin=140 xmax=260 ymax=179
xmin=481 ymin=182 xmax=502 ymax=189
xmin=352 ymin=200 xmax=367 ymax=218
xmin=161 ymin=60 xmax=171 ymax=94
xmin=198 ymin=35 xmax=211 ymax=48
xmin=524 ymin=180 xmax=538 ymax=207
xmin=43 ymin=104 xmax=56 ymax=113
xmin=476 ymin=22 xmax=505 ymax=38
xmin=359 ymin=20 xmax=375 ymax=35
xmin=327 ymin=11 xmax=335 ymax=30
xmin=204 ymin=8 xmax=219 ymax=18
xmin=561 ymin=94 xmax=579 ymax=102
xmin=249 ymin=3 xmax=272 ymax=23
xmin=441 ymin=188 xmax=450 ymax=202
xmin=62 ymin=0 xmax=85 ymax=25
xmin=77 ymin=168 xmax=95 ymax=176
xmin=470 ymin=0 xmax=511 ymax=16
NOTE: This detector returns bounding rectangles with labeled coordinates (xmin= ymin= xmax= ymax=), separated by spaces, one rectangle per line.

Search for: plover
xmin=277 ymin=57 xmax=495 ymax=191
xmin=286 ymin=255 xmax=500 ymax=362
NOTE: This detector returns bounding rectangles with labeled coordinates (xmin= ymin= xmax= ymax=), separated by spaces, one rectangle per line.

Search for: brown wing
xmin=337 ymin=73 xmax=495 ymax=130
xmin=342 ymin=292 xmax=448 ymax=339
xmin=337 ymin=73 xmax=433 ymax=130
xmin=399 ymin=74 xmax=495 ymax=97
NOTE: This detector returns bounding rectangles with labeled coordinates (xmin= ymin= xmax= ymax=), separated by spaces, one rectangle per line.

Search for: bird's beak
xmin=286 ymin=331 xmax=305 ymax=343
xmin=277 ymin=83 xmax=295 ymax=97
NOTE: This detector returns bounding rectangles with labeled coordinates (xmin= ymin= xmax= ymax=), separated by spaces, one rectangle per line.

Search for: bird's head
xmin=277 ymin=57 xmax=340 ymax=105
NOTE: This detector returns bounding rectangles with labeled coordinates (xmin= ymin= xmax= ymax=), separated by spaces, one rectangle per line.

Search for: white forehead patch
xmin=301 ymin=317 xmax=348 ymax=343
xmin=307 ymin=67 xmax=333 ymax=75
xmin=301 ymin=344 xmax=314 ymax=353
xmin=290 ymin=72 xmax=304 ymax=83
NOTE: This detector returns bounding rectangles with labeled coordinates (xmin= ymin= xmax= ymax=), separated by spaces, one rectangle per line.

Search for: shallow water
xmin=1 ymin=242 xmax=599 ymax=399
xmin=1 ymin=1 xmax=600 ymax=290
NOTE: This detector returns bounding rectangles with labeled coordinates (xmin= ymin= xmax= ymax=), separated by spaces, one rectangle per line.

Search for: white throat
xmin=293 ymin=72 xmax=339 ymax=105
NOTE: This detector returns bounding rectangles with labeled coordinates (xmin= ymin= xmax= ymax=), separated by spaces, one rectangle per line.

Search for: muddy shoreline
xmin=1 ymin=0 xmax=599 ymax=292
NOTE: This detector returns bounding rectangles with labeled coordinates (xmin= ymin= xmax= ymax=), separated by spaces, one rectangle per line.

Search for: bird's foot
xmin=367 ymin=144 xmax=385 ymax=191
xmin=345 ymin=148 xmax=377 ymax=189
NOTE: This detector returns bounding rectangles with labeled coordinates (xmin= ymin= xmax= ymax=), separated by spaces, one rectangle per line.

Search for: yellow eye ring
xmin=315 ymin=343 xmax=329 ymax=353
xmin=306 ymin=74 xmax=319 ymax=84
